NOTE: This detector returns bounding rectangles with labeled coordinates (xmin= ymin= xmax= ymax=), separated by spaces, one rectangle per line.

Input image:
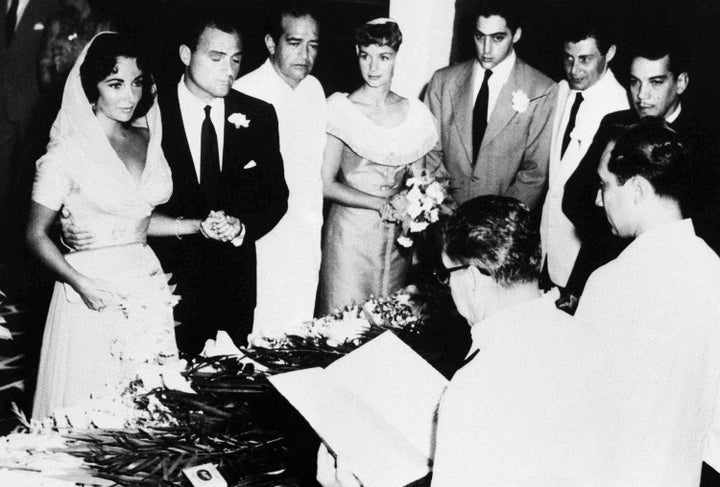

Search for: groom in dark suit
xmin=152 ymin=15 xmax=288 ymax=355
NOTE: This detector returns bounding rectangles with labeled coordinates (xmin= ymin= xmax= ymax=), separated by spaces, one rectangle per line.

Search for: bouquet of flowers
xmin=394 ymin=169 xmax=455 ymax=248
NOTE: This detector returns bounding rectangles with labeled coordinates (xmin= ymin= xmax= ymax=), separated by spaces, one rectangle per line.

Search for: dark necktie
xmin=561 ymin=92 xmax=584 ymax=158
xmin=5 ymin=0 xmax=19 ymax=46
xmin=472 ymin=69 xmax=493 ymax=163
xmin=201 ymin=105 xmax=221 ymax=209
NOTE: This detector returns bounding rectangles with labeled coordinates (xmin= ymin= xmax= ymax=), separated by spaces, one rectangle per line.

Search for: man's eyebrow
xmin=208 ymin=50 xmax=227 ymax=56
xmin=475 ymin=30 xmax=507 ymax=37
xmin=649 ymin=74 xmax=668 ymax=80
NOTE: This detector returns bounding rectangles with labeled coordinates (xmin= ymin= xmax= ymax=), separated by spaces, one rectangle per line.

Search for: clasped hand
xmin=379 ymin=194 xmax=409 ymax=223
xmin=200 ymin=210 xmax=243 ymax=243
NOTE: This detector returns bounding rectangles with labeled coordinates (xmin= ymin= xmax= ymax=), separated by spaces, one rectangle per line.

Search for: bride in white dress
xmin=26 ymin=33 xmax=219 ymax=419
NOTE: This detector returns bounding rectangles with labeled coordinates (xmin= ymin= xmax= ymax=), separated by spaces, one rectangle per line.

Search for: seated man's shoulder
xmin=599 ymin=109 xmax=637 ymax=129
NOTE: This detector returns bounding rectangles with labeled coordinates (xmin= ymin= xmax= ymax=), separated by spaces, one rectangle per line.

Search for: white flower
xmin=409 ymin=220 xmax=429 ymax=232
xmin=428 ymin=208 xmax=440 ymax=222
xmin=397 ymin=235 xmax=414 ymax=248
xmin=511 ymin=90 xmax=530 ymax=113
xmin=406 ymin=201 xmax=423 ymax=219
xmin=425 ymin=181 xmax=445 ymax=204
xmin=228 ymin=112 xmax=250 ymax=128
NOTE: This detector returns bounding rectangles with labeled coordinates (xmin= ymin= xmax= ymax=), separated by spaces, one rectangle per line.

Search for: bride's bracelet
xmin=175 ymin=216 xmax=184 ymax=240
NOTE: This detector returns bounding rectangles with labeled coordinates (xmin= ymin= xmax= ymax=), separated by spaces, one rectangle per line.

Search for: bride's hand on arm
xmin=26 ymin=202 xmax=124 ymax=311
xmin=322 ymin=134 xmax=387 ymax=213
xmin=59 ymin=207 xmax=95 ymax=250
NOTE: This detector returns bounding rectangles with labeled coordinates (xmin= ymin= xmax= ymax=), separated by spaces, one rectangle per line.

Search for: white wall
xmin=389 ymin=0 xmax=455 ymax=98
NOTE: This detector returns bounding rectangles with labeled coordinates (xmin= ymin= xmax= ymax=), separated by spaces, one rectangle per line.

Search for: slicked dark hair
xmin=265 ymin=0 xmax=318 ymax=42
xmin=473 ymin=0 xmax=522 ymax=33
xmin=563 ymin=12 xmax=614 ymax=55
xmin=630 ymin=32 xmax=688 ymax=77
xmin=608 ymin=117 xmax=690 ymax=204
xmin=443 ymin=195 xmax=540 ymax=287
xmin=183 ymin=12 xmax=241 ymax=52
xmin=80 ymin=32 xmax=154 ymax=120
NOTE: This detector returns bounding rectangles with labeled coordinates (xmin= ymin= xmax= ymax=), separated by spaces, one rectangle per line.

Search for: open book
xmin=269 ymin=332 xmax=448 ymax=487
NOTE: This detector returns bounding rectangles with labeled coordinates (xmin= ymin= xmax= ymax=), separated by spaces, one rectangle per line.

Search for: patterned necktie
xmin=561 ymin=92 xmax=584 ymax=158
xmin=472 ymin=69 xmax=493 ymax=164
xmin=5 ymin=0 xmax=19 ymax=46
xmin=200 ymin=105 xmax=221 ymax=209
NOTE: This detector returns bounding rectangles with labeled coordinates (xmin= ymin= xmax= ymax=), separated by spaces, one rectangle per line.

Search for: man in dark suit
xmin=424 ymin=0 xmax=556 ymax=209
xmin=0 ymin=0 xmax=60 ymax=224
xmin=151 ymin=15 xmax=288 ymax=355
xmin=561 ymin=36 xmax=718 ymax=300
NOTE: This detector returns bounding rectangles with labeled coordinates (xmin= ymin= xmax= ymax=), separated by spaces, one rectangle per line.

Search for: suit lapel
xmin=449 ymin=62 xmax=475 ymax=173
xmin=481 ymin=62 xmax=522 ymax=147
xmin=221 ymin=95 xmax=237 ymax=174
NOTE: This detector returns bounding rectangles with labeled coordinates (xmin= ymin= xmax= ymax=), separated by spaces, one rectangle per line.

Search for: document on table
xmin=269 ymin=332 xmax=448 ymax=487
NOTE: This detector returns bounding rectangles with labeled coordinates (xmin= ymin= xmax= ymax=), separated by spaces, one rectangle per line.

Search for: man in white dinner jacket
xmin=539 ymin=17 xmax=628 ymax=290
xmin=233 ymin=0 xmax=326 ymax=338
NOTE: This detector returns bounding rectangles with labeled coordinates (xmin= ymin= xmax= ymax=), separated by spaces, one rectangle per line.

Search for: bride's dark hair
xmin=80 ymin=33 xmax=154 ymax=119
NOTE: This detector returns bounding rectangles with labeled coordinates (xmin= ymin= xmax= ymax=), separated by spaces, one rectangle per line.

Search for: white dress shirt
xmin=540 ymin=68 xmax=628 ymax=286
xmin=471 ymin=50 xmax=516 ymax=121
xmin=576 ymin=219 xmax=720 ymax=485
xmin=233 ymin=59 xmax=326 ymax=336
xmin=176 ymin=77 xmax=226 ymax=183
xmin=433 ymin=292 xmax=605 ymax=486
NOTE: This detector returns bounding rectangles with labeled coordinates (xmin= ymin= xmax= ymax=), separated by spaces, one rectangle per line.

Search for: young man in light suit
xmin=539 ymin=18 xmax=628 ymax=290
xmin=424 ymin=0 xmax=556 ymax=209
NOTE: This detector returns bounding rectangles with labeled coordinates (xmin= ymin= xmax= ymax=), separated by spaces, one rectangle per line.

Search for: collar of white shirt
xmin=472 ymin=49 xmax=516 ymax=97
xmin=665 ymin=103 xmax=682 ymax=124
xmin=177 ymin=76 xmax=226 ymax=178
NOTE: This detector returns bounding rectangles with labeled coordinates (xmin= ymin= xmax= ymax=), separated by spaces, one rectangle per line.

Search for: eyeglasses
xmin=433 ymin=264 xmax=491 ymax=285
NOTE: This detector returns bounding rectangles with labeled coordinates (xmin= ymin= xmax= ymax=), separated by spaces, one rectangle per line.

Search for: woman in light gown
xmin=26 ymin=33 xmax=220 ymax=419
xmin=318 ymin=19 xmax=438 ymax=314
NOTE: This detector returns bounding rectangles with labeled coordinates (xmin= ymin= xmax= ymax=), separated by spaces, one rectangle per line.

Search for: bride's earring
xmin=91 ymin=103 xmax=97 ymax=113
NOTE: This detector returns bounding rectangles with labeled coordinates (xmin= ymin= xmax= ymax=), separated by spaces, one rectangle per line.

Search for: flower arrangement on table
xmin=245 ymin=286 xmax=428 ymax=371
xmin=394 ymin=169 xmax=455 ymax=248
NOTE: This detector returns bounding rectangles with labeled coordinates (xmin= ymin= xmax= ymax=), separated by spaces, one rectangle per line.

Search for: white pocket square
xmin=33 ymin=22 xmax=44 ymax=30
xmin=243 ymin=160 xmax=257 ymax=169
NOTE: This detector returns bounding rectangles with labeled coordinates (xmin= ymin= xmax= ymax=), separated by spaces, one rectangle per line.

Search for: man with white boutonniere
xmin=148 ymin=10 xmax=287 ymax=355
xmin=424 ymin=0 xmax=556 ymax=210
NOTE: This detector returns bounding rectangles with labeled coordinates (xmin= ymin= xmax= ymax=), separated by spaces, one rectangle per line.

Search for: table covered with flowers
xmin=0 ymin=282 xmax=469 ymax=487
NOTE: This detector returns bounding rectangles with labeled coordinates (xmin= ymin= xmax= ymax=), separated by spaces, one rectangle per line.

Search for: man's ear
xmin=605 ymin=44 xmax=617 ymax=64
xmin=632 ymin=175 xmax=653 ymax=204
xmin=512 ymin=27 xmax=522 ymax=44
xmin=179 ymin=44 xmax=192 ymax=67
xmin=676 ymin=72 xmax=689 ymax=95
xmin=264 ymin=34 xmax=276 ymax=56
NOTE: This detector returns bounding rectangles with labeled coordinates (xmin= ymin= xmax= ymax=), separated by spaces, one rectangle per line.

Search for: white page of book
xmin=269 ymin=332 xmax=448 ymax=487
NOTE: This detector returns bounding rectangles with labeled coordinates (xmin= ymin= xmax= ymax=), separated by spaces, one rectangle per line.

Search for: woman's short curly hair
xmin=80 ymin=32 xmax=154 ymax=120
xmin=443 ymin=195 xmax=541 ymax=287
xmin=355 ymin=20 xmax=402 ymax=51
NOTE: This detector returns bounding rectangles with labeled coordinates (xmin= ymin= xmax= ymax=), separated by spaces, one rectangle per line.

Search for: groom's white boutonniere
xmin=228 ymin=113 xmax=250 ymax=129
xmin=511 ymin=90 xmax=530 ymax=113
